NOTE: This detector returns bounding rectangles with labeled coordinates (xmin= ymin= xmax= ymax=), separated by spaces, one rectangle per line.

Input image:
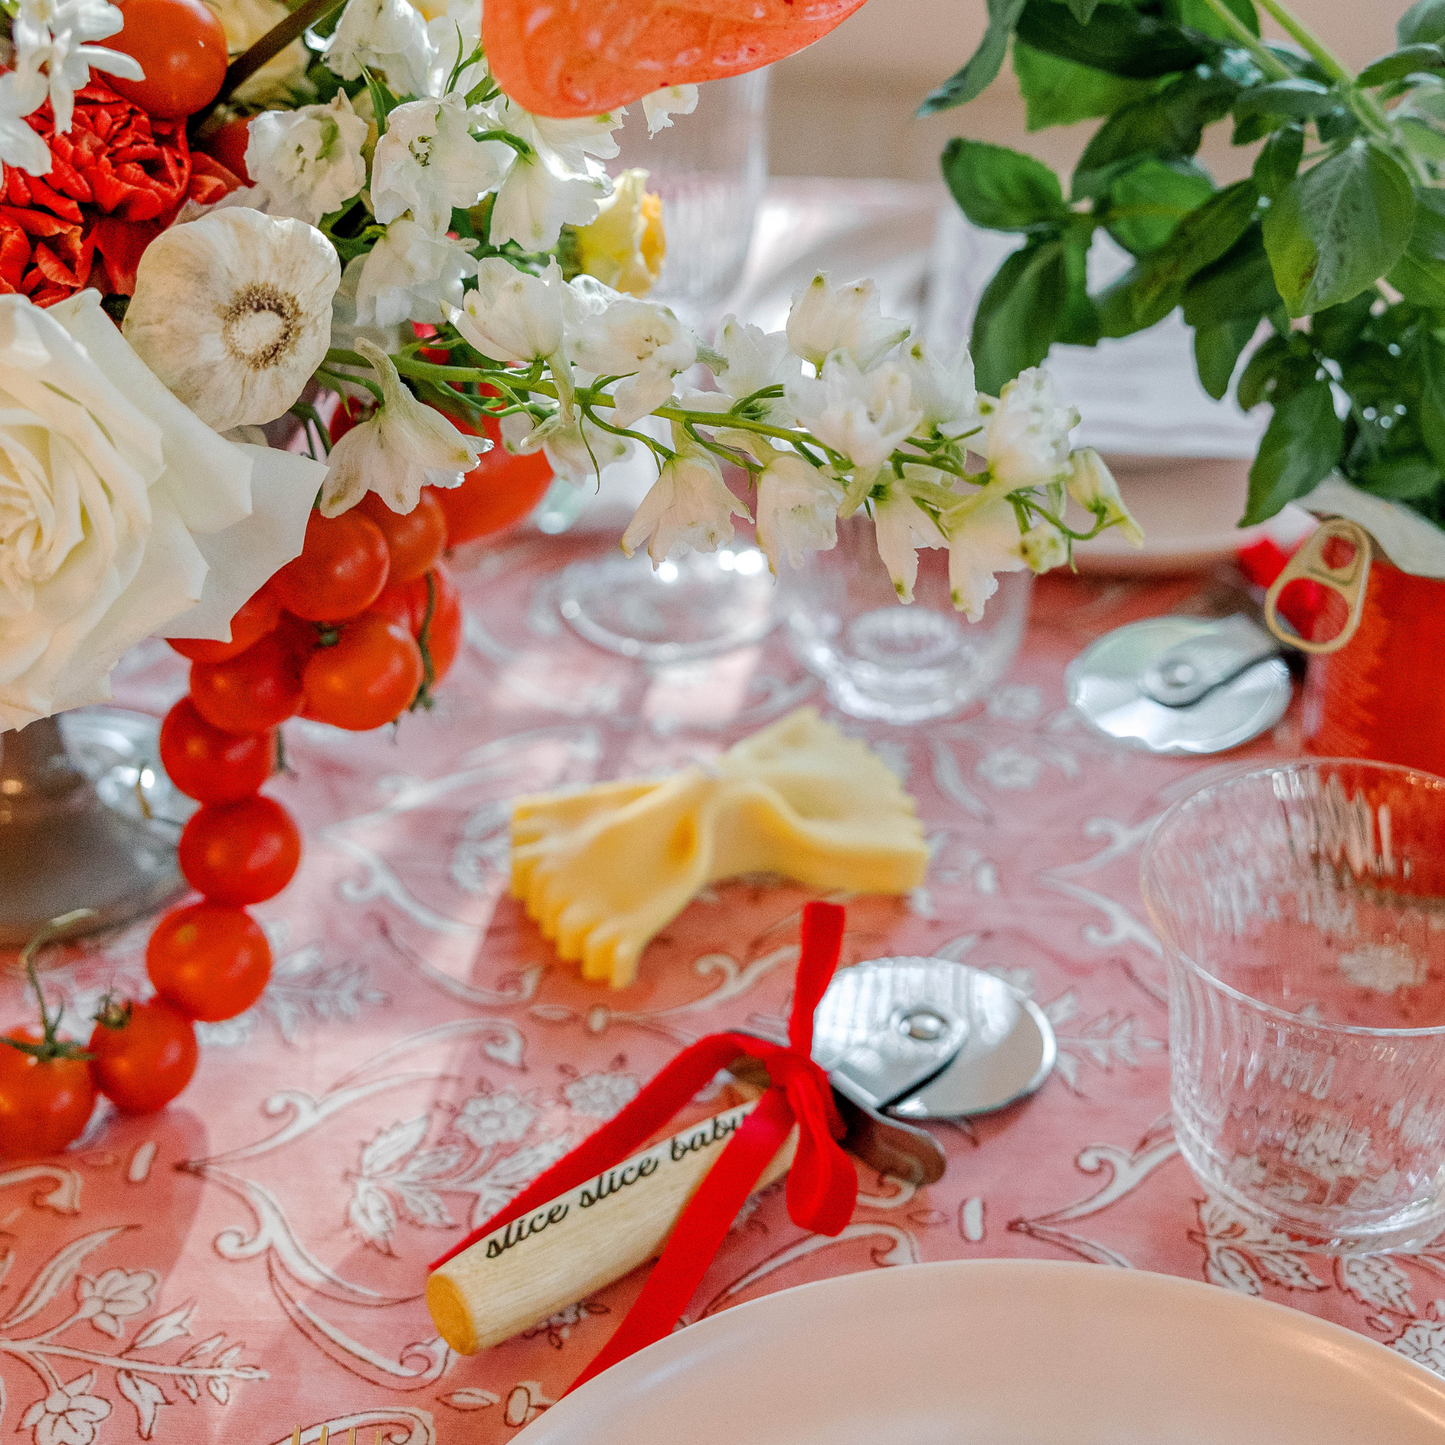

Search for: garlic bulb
xmin=124 ymin=207 xmax=341 ymax=433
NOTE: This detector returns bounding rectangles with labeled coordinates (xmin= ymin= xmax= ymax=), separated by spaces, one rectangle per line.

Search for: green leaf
xmin=941 ymin=138 xmax=1070 ymax=231
xmin=1251 ymin=124 xmax=1304 ymax=200
xmin=1073 ymin=70 xmax=1240 ymax=196
xmin=919 ymin=0 xmax=1027 ymax=113
xmin=971 ymin=239 xmax=1069 ymax=393
xmin=1233 ymin=78 xmax=1338 ymax=119
xmin=1400 ymin=0 xmax=1445 ymax=47
xmin=1262 ymin=139 xmax=1416 ymax=317
xmin=1386 ymin=187 xmax=1445 ymax=307
xmin=360 ymin=66 xmax=399 ymax=133
xmin=1165 ymin=0 xmax=1260 ymax=40
xmin=1194 ymin=316 xmax=1260 ymax=398
xmin=1232 ymin=113 xmax=1282 ymax=146
xmin=1104 ymin=159 xmax=1215 ymax=255
xmin=1093 ymin=265 xmax=1177 ymax=336
xmin=1359 ymin=44 xmax=1445 ymax=86
xmin=1015 ymin=0 xmax=1213 ymax=80
xmin=1417 ymin=331 xmax=1445 ymax=469
xmin=1064 ymin=0 xmax=1101 ymax=19
xmin=1134 ymin=179 xmax=1259 ymax=310
xmin=1236 ymin=333 xmax=1292 ymax=409
xmin=1399 ymin=113 xmax=1445 ymax=162
xmin=1011 ymin=40 xmax=1154 ymax=130
xmin=1057 ymin=235 xmax=1101 ymax=345
xmin=1244 ymin=379 xmax=1343 ymax=523
xmin=1358 ymin=453 xmax=1444 ymax=498
xmin=1309 ymin=291 xmax=1375 ymax=360
xmin=1183 ymin=226 xmax=1283 ymax=324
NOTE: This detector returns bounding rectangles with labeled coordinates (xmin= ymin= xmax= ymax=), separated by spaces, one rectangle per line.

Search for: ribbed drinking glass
xmin=1142 ymin=760 xmax=1445 ymax=1254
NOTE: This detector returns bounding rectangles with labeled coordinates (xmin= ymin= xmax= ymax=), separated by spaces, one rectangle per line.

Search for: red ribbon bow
xmin=430 ymin=901 xmax=857 ymax=1391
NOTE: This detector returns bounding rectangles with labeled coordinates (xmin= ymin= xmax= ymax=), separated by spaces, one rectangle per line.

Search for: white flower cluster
xmin=243 ymin=0 xmax=696 ymax=332
xmin=0 ymin=0 xmax=145 ymax=175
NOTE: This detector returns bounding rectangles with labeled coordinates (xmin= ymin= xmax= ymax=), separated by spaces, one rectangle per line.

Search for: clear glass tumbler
xmin=1142 ymin=759 xmax=1445 ymax=1254
xmin=778 ymin=514 xmax=1032 ymax=724
xmin=612 ymin=69 xmax=769 ymax=326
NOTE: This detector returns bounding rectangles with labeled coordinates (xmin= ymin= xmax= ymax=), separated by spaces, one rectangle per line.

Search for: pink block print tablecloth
xmin=5 ymin=538 xmax=1443 ymax=1445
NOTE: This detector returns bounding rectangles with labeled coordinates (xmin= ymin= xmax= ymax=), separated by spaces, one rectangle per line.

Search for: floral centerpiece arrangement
xmin=0 ymin=0 xmax=1141 ymax=1156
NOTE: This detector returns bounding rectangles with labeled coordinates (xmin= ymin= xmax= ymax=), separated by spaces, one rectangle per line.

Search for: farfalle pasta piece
xmin=510 ymin=708 xmax=928 ymax=986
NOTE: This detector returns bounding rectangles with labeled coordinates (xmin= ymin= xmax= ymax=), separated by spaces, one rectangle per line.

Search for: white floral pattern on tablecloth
xmin=3 ymin=541 xmax=1437 ymax=1442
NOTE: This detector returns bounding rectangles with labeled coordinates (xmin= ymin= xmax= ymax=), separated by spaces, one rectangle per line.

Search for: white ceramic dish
xmin=516 ymin=1259 xmax=1445 ymax=1444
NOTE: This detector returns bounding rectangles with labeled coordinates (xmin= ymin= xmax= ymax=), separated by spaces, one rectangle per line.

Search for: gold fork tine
xmin=290 ymin=1431 xmax=300 ymax=1445
xmin=320 ymin=1430 xmax=329 ymax=1445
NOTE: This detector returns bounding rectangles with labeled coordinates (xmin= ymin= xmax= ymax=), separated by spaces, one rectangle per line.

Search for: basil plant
xmin=925 ymin=0 xmax=1445 ymax=529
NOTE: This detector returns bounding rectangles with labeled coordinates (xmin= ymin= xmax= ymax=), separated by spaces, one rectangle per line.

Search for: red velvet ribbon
xmin=429 ymin=901 xmax=857 ymax=1391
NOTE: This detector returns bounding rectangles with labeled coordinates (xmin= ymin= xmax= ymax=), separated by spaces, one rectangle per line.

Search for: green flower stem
xmin=1197 ymin=0 xmax=1293 ymax=81
xmin=1254 ymin=0 xmax=1350 ymax=85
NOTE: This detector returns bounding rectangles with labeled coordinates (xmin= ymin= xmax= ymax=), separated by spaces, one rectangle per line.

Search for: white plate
xmin=516 ymin=1260 xmax=1445 ymax=1444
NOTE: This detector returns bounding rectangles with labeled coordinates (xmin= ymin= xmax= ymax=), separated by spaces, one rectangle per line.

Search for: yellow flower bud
xmin=574 ymin=169 xmax=667 ymax=297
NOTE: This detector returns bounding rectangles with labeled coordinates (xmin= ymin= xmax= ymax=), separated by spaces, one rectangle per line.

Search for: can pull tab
xmin=1263 ymin=518 xmax=1372 ymax=655
xmin=1138 ymin=614 xmax=1281 ymax=708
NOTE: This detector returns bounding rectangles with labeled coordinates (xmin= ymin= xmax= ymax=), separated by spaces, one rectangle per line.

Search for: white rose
xmin=0 ymin=291 xmax=324 ymax=731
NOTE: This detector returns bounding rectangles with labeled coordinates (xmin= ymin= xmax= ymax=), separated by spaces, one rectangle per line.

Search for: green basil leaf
xmin=941 ymin=138 xmax=1070 ymax=231
xmin=1386 ymin=187 xmax=1445 ymax=306
xmin=1164 ymin=0 xmax=1260 ymax=40
xmin=919 ymin=0 xmax=1027 ymax=113
xmin=1236 ymin=333 xmax=1292 ymax=410
xmin=1316 ymin=109 xmax=1362 ymax=143
xmin=1093 ymin=266 xmax=1176 ymax=336
xmin=1233 ymin=78 xmax=1338 ymax=119
xmin=1358 ymin=453 xmax=1444 ymax=499
xmin=1183 ymin=226 xmax=1282 ymax=325
xmin=1398 ymin=114 xmax=1445 ymax=162
xmin=1194 ymin=316 xmax=1260 ymax=399
xmin=1400 ymin=0 xmax=1445 ymax=47
xmin=1416 ymin=331 xmax=1445 ymax=470
xmin=971 ymin=240 xmax=1069 ymax=393
xmin=1011 ymin=40 xmax=1154 ymax=129
xmin=1057 ymin=235 xmax=1101 ymax=345
xmin=1015 ymin=0 xmax=1213 ymax=80
xmin=1134 ymin=179 xmax=1259 ymax=310
xmin=1232 ymin=113 xmax=1282 ymax=146
xmin=1359 ymin=44 xmax=1445 ymax=86
xmin=1065 ymin=0 xmax=1101 ymax=19
xmin=1244 ymin=379 xmax=1343 ymax=523
xmin=1073 ymin=70 xmax=1240 ymax=196
xmin=1104 ymin=158 xmax=1216 ymax=255
xmin=1262 ymin=139 xmax=1416 ymax=317
xmin=1310 ymin=292 xmax=1376 ymax=360
xmin=1252 ymin=124 xmax=1304 ymax=200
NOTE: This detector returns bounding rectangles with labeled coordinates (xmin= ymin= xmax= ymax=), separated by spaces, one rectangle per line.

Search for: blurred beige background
xmin=769 ymin=0 xmax=1399 ymax=182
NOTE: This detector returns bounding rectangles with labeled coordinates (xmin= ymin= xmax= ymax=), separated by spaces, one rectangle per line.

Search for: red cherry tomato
xmin=190 ymin=633 xmax=304 ymax=733
xmin=204 ymin=114 xmax=253 ymax=183
xmin=87 ymin=1000 xmax=197 ymax=1114
xmin=168 ymin=586 xmax=280 ymax=664
xmin=0 ymin=1028 xmax=96 ymax=1161
xmin=146 ymin=903 xmax=272 ymax=1023
xmin=177 ymin=795 xmax=301 ymax=905
xmin=302 ymin=612 xmax=424 ymax=730
xmin=106 ymin=0 xmax=229 ymax=119
xmin=423 ymin=408 xmax=553 ymax=544
xmin=160 ymin=697 xmax=274 ymax=803
xmin=271 ymin=511 xmax=390 ymax=622
xmin=373 ymin=565 xmax=463 ymax=684
xmin=355 ymin=491 xmax=448 ymax=584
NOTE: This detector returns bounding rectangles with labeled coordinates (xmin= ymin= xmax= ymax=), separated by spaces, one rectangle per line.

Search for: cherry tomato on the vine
xmin=271 ymin=511 xmax=390 ymax=622
xmin=190 ymin=632 xmax=304 ymax=734
xmin=178 ymin=795 xmax=301 ymax=905
xmin=0 ymin=1027 xmax=96 ymax=1161
xmin=106 ymin=0 xmax=229 ymax=118
xmin=147 ymin=903 xmax=273 ymax=1023
xmin=87 ymin=999 xmax=197 ymax=1114
xmin=373 ymin=565 xmax=463 ymax=685
xmin=302 ymin=613 xmax=424 ymax=730
xmin=160 ymin=697 xmax=274 ymax=803
xmin=168 ymin=585 xmax=280 ymax=664
xmin=356 ymin=491 xmax=448 ymax=584
xmin=203 ymin=114 xmax=253 ymax=183
xmin=327 ymin=396 xmax=373 ymax=444
xmin=423 ymin=408 xmax=553 ymax=545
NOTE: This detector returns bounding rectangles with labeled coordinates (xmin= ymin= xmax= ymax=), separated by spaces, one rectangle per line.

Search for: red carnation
xmin=0 ymin=80 xmax=242 ymax=307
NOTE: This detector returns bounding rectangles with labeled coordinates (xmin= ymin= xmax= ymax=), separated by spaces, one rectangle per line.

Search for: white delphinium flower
xmin=755 ymin=452 xmax=843 ymax=573
xmin=786 ymin=351 xmax=922 ymax=469
xmin=321 ymin=339 xmax=484 ymax=515
xmin=352 ymin=218 xmax=478 ymax=326
xmin=684 ymin=316 xmax=801 ymax=427
xmin=501 ymin=409 xmax=631 ymax=486
xmin=12 ymin=0 xmax=144 ymax=136
xmin=982 ymin=367 xmax=1078 ymax=489
xmin=0 ymin=66 xmax=51 ymax=175
xmin=1067 ymin=446 xmax=1143 ymax=546
xmin=872 ymin=481 xmax=947 ymax=604
xmin=563 ymin=276 xmax=696 ymax=427
xmin=1019 ymin=522 xmax=1069 ymax=573
xmin=640 ymin=85 xmax=698 ymax=135
xmin=321 ymin=0 xmax=434 ymax=98
xmin=785 ymin=273 xmax=911 ymax=372
xmin=425 ymin=0 xmax=486 ymax=97
xmin=939 ymin=488 xmax=1028 ymax=621
xmin=621 ymin=431 xmax=750 ymax=565
xmin=123 ymin=207 xmax=341 ymax=433
xmin=245 ymin=94 xmax=369 ymax=226
xmin=487 ymin=100 xmax=621 ymax=250
xmin=372 ymin=94 xmax=505 ymax=232
xmin=900 ymin=339 xmax=981 ymax=439
xmin=453 ymin=257 xmax=565 ymax=365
